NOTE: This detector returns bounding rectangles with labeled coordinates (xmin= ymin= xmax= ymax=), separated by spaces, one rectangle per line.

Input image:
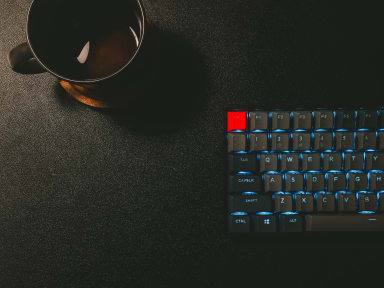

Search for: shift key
xmin=228 ymin=175 xmax=261 ymax=194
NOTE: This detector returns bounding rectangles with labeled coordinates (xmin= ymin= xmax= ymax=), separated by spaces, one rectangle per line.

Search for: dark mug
xmin=8 ymin=0 xmax=148 ymax=108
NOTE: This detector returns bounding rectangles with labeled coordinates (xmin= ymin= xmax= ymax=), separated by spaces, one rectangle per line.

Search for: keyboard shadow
xmin=53 ymin=27 xmax=209 ymax=135
xmin=101 ymin=28 xmax=209 ymax=135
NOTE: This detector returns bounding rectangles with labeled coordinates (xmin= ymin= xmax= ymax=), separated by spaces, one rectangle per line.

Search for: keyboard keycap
xmin=292 ymin=133 xmax=311 ymax=150
xmin=313 ymin=132 xmax=333 ymax=150
xmin=379 ymin=193 xmax=384 ymax=212
xmin=227 ymin=111 xmax=248 ymax=132
xmin=327 ymin=173 xmax=346 ymax=191
xmin=305 ymin=214 xmax=384 ymax=231
xmin=280 ymin=153 xmax=299 ymax=171
xmin=337 ymin=192 xmax=356 ymax=212
xmin=292 ymin=111 xmax=312 ymax=130
xmin=228 ymin=214 xmax=250 ymax=232
xmin=274 ymin=193 xmax=293 ymax=212
xmin=358 ymin=192 xmax=377 ymax=211
xmin=314 ymin=111 xmax=333 ymax=129
xmin=263 ymin=174 xmax=283 ymax=192
xmin=279 ymin=213 xmax=304 ymax=232
xmin=344 ymin=153 xmax=364 ymax=171
xmin=334 ymin=132 xmax=354 ymax=150
xmin=228 ymin=153 xmax=257 ymax=173
xmin=306 ymin=173 xmax=325 ymax=191
xmin=348 ymin=173 xmax=367 ymax=191
xmin=301 ymin=153 xmax=321 ymax=171
xmin=356 ymin=132 xmax=376 ymax=150
xmin=259 ymin=154 xmax=278 ymax=172
xmin=253 ymin=213 xmax=277 ymax=232
xmin=378 ymin=132 xmax=384 ymax=149
xmin=271 ymin=133 xmax=289 ymax=151
xmin=369 ymin=173 xmax=384 ymax=191
xmin=285 ymin=173 xmax=304 ymax=192
xmin=271 ymin=111 xmax=290 ymax=130
xmin=357 ymin=110 xmax=377 ymax=129
xmin=316 ymin=193 xmax=335 ymax=212
xmin=228 ymin=175 xmax=261 ymax=194
xmin=365 ymin=152 xmax=384 ymax=170
xmin=228 ymin=194 xmax=272 ymax=213
xmin=249 ymin=111 xmax=268 ymax=130
xmin=323 ymin=153 xmax=342 ymax=171
xmin=227 ymin=133 xmax=247 ymax=152
xmin=250 ymin=133 xmax=268 ymax=151
xmin=335 ymin=110 xmax=355 ymax=130
xmin=295 ymin=192 xmax=314 ymax=212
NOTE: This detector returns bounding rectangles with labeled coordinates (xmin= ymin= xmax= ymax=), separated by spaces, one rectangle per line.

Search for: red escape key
xmin=227 ymin=111 xmax=248 ymax=132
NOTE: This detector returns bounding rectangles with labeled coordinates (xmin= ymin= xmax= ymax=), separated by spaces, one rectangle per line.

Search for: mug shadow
xmin=54 ymin=28 xmax=209 ymax=135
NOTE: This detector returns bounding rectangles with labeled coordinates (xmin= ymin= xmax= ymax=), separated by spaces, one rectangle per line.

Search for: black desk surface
xmin=1 ymin=0 xmax=384 ymax=287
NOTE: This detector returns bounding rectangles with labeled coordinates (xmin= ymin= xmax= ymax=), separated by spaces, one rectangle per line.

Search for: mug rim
xmin=26 ymin=0 xmax=146 ymax=84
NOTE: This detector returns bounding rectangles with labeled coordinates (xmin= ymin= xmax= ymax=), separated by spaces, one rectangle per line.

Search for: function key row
xmin=228 ymin=152 xmax=384 ymax=173
xmin=227 ymin=132 xmax=384 ymax=152
xmin=227 ymin=110 xmax=384 ymax=132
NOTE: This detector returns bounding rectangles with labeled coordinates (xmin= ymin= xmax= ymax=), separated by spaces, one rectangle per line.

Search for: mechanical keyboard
xmin=226 ymin=109 xmax=384 ymax=232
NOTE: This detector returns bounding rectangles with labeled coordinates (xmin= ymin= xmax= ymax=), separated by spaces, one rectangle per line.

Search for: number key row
xmin=227 ymin=132 xmax=384 ymax=152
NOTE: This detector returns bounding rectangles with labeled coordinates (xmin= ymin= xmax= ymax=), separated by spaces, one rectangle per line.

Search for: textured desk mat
xmin=1 ymin=0 xmax=384 ymax=287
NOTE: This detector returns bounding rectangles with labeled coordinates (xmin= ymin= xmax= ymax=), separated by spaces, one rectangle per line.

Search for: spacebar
xmin=305 ymin=214 xmax=384 ymax=231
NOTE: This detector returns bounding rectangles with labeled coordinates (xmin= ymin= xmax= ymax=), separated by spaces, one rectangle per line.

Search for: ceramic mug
xmin=8 ymin=0 xmax=148 ymax=108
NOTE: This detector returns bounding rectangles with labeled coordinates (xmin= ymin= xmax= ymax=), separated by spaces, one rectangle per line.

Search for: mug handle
xmin=8 ymin=42 xmax=46 ymax=74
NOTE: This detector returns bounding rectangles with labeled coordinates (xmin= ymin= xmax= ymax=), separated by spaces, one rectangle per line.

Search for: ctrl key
xmin=228 ymin=213 xmax=250 ymax=232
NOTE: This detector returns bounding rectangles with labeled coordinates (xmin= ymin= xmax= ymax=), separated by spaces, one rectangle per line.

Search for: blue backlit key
xmin=306 ymin=173 xmax=325 ymax=192
xmin=348 ymin=173 xmax=367 ymax=191
xmin=228 ymin=214 xmax=250 ymax=232
xmin=228 ymin=175 xmax=261 ymax=194
xmin=253 ymin=213 xmax=277 ymax=232
xmin=314 ymin=111 xmax=333 ymax=129
xmin=228 ymin=153 xmax=257 ymax=173
xmin=292 ymin=133 xmax=311 ymax=150
xmin=323 ymin=153 xmax=342 ymax=171
xmin=369 ymin=173 xmax=384 ymax=191
xmin=295 ymin=193 xmax=314 ymax=212
xmin=259 ymin=154 xmax=278 ymax=172
xmin=358 ymin=192 xmax=377 ymax=211
xmin=285 ymin=173 xmax=304 ymax=192
xmin=327 ymin=173 xmax=346 ymax=191
xmin=302 ymin=153 xmax=321 ymax=171
xmin=292 ymin=111 xmax=312 ymax=130
xmin=228 ymin=194 xmax=272 ymax=213
xmin=281 ymin=153 xmax=299 ymax=171
xmin=263 ymin=174 xmax=282 ymax=192
xmin=227 ymin=133 xmax=247 ymax=152
xmin=337 ymin=192 xmax=356 ymax=212
xmin=365 ymin=152 xmax=384 ymax=170
xmin=313 ymin=132 xmax=333 ymax=150
xmin=270 ymin=133 xmax=289 ymax=150
xmin=356 ymin=132 xmax=376 ymax=150
xmin=344 ymin=153 xmax=364 ymax=170
xmin=274 ymin=193 xmax=293 ymax=212
xmin=335 ymin=110 xmax=355 ymax=130
xmin=250 ymin=111 xmax=269 ymax=130
xmin=357 ymin=110 xmax=378 ymax=129
xmin=271 ymin=111 xmax=290 ymax=130
xmin=279 ymin=213 xmax=304 ymax=232
xmin=316 ymin=193 xmax=335 ymax=212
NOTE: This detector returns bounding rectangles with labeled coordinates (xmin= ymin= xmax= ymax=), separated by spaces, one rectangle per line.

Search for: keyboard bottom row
xmin=229 ymin=213 xmax=384 ymax=232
